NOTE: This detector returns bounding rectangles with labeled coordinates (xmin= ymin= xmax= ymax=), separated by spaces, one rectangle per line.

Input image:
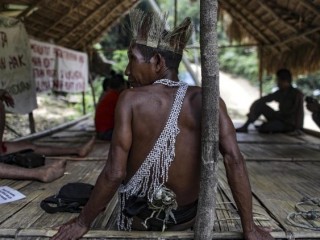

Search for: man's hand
xmin=244 ymin=225 xmax=274 ymax=240
xmin=51 ymin=217 xmax=89 ymax=240
xmin=0 ymin=90 xmax=14 ymax=108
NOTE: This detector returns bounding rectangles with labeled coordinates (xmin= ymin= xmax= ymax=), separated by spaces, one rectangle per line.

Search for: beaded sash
xmin=118 ymin=79 xmax=188 ymax=230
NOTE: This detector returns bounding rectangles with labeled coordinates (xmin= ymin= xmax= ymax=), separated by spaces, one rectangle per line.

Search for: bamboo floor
xmin=0 ymin=118 xmax=319 ymax=239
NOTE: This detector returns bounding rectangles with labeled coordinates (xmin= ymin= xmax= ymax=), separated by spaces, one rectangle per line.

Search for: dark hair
xmin=276 ymin=69 xmax=292 ymax=83
xmin=109 ymin=74 xmax=125 ymax=89
xmin=102 ymin=77 xmax=109 ymax=91
xmin=135 ymin=43 xmax=182 ymax=70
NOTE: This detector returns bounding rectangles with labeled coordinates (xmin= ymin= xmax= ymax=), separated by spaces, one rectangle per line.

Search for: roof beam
xmin=35 ymin=0 xmax=85 ymax=37
xmin=72 ymin=2 xmax=120 ymax=48
xmin=81 ymin=1 xmax=140 ymax=50
xmin=272 ymin=26 xmax=320 ymax=48
xmin=56 ymin=0 xmax=112 ymax=45
xmin=17 ymin=0 xmax=44 ymax=19
xmin=298 ymin=1 xmax=320 ymax=18
xmin=256 ymin=0 xmax=315 ymax=46
xmin=219 ymin=1 xmax=279 ymax=53
xmin=234 ymin=0 xmax=290 ymax=51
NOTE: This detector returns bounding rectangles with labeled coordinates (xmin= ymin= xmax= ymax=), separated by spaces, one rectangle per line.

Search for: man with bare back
xmin=52 ymin=10 xmax=274 ymax=240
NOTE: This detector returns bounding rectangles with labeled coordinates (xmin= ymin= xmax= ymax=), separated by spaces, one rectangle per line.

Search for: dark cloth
xmin=135 ymin=200 xmax=198 ymax=231
xmin=96 ymin=129 xmax=113 ymax=141
xmin=312 ymin=112 xmax=320 ymax=128
xmin=247 ymin=87 xmax=304 ymax=132
xmin=1 ymin=142 xmax=7 ymax=153
xmin=95 ymin=89 xmax=120 ymax=133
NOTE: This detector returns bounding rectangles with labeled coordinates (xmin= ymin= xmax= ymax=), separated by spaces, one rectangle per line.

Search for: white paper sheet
xmin=0 ymin=186 xmax=26 ymax=204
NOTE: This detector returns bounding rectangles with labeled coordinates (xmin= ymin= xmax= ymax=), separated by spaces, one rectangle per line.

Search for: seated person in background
xmin=0 ymin=89 xmax=66 ymax=182
xmin=236 ymin=69 xmax=304 ymax=133
xmin=306 ymin=96 xmax=320 ymax=128
xmin=95 ymin=74 xmax=125 ymax=140
xmin=0 ymin=90 xmax=95 ymax=157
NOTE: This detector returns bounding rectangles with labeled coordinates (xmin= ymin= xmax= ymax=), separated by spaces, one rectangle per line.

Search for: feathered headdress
xmin=129 ymin=9 xmax=193 ymax=55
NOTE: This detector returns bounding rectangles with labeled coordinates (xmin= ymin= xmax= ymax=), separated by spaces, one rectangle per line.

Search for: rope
xmin=286 ymin=197 xmax=320 ymax=231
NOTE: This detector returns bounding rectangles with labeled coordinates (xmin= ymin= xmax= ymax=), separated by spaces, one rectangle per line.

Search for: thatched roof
xmin=0 ymin=0 xmax=138 ymax=50
xmin=219 ymin=0 xmax=320 ymax=75
xmin=1 ymin=0 xmax=320 ymax=74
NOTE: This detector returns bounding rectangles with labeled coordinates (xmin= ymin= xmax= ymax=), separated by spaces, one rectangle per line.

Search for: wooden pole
xmin=82 ymin=91 xmax=86 ymax=115
xmin=28 ymin=112 xmax=36 ymax=134
xmin=258 ymin=46 xmax=263 ymax=97
xmin=194 ymin=0 xmax=219 ymax=239
xmin=89 ymin=74 xmax=97 ymax=109
xmin=174 ymin=0 xmax=178 ymax=27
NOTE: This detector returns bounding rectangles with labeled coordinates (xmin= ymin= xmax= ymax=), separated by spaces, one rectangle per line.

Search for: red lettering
xmin=46 ymin=69 xmax=56 ymax=78
xmin=31 ymin=44 xmax=50 ymax=55
xmin=33 ymin=68 xmax=45 ymax=78
xmin=32 ymin=57 xmax=42 ymax=67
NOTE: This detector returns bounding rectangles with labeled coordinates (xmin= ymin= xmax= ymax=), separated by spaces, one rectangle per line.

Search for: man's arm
xmin=219 ymin=99 xmax=274 ymax=240
xmin=52 ymin=90 xmax=133 ymax=240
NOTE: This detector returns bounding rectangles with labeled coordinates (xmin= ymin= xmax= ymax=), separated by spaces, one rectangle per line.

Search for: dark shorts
xmin=136 ymin=200 xmax=198 ymax=231
xmin=96 ymin=129 xmax=113 ymax=141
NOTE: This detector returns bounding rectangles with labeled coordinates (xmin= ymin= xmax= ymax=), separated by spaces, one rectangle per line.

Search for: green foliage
xmin=219 ymin=46 xmax=259 ymax=84
xmin=296 ymin=73 xmax=320 ymax=100
xmin=111 ymin=50 xmax=128 ymax=75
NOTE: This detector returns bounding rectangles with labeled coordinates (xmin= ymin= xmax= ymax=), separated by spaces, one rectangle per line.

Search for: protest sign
xmin=30 ymin=39 xmax=88 ymax=93
xmin=0 ymin=17 xmax=37 ymax=114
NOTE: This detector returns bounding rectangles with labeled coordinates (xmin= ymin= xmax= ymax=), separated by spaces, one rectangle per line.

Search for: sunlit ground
xmin=5 ymin=94 xmax=82 ymax=140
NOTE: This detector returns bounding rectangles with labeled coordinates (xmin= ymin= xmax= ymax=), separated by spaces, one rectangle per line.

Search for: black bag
xmin=40 ymin=182 xmax=94 ymax=214
xmin=122 ymin=195 xmax=148 ymax=218
xmin=0 ymin=149 xmax=45 ymax=168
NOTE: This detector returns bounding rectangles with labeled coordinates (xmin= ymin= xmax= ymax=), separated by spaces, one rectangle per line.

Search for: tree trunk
xmin=194 ymin=0 xmax=219 ymax=239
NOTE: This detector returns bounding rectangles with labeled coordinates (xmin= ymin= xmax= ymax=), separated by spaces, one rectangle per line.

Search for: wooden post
xmin=258 ymin=46 xmax=263 ymax=97
xmin=82 ymin=91 xmax=86 ymax=115
xmin=174 ymin=0 xmax=178 ymax=28
xmin=28 ymin=112 xmax=36 ymax=134
xmin=194 ymin=0 xmax=219 ymax=239
xmin=89 ymin=74 xmax=97 ymax=109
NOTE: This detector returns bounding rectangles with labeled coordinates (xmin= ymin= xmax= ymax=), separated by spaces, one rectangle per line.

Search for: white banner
xmin=30 ymin=39 xmax=88 ymax=93
xmin=0 ymin=18 xmax=37 ymax=114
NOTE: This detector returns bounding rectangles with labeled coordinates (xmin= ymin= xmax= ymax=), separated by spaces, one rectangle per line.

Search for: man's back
xmin=122 ymin=84 xmax=202 ymax=206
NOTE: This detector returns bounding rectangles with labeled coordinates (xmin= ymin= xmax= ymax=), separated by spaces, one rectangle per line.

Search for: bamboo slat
xmin=239 ymin=143 xmax=320 ymax=160
xmin=246 ymin=161 xmax=320 ymax=235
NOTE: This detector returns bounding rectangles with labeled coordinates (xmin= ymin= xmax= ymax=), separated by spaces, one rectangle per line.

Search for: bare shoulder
xmin=117 ymin=88 xmax=142 ymax=105
xmin=186 ymin=86 xmax=202 ymax=105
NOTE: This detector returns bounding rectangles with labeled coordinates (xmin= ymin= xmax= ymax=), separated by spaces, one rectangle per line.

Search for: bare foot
xmin=78 ymin=136 xmax=95 ymax=157
xmin=236 ymin=125 xmax=248 ymax=133
xmin=39 ymin=159 xmax=66 ymax=183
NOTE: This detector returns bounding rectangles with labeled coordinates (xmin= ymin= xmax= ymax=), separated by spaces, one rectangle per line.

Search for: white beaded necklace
xmin=118 ymin=79 xmax=188 ymax=230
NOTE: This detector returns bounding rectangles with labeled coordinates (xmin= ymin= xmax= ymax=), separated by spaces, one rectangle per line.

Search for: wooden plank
xmin=11 ymin=228 xmax=313 ymax=239
xmin=246 ymin=161 xmax=320 ymax=234
xmin=236 ymin=132 xmax=304 ymax=144
xmin=217 ymin=162 xmax=282 ymax=232
xmin=0 ymin=161 xmax=104 ymax=229
xmin=239 ymin=143 xmax=320 ymax=161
